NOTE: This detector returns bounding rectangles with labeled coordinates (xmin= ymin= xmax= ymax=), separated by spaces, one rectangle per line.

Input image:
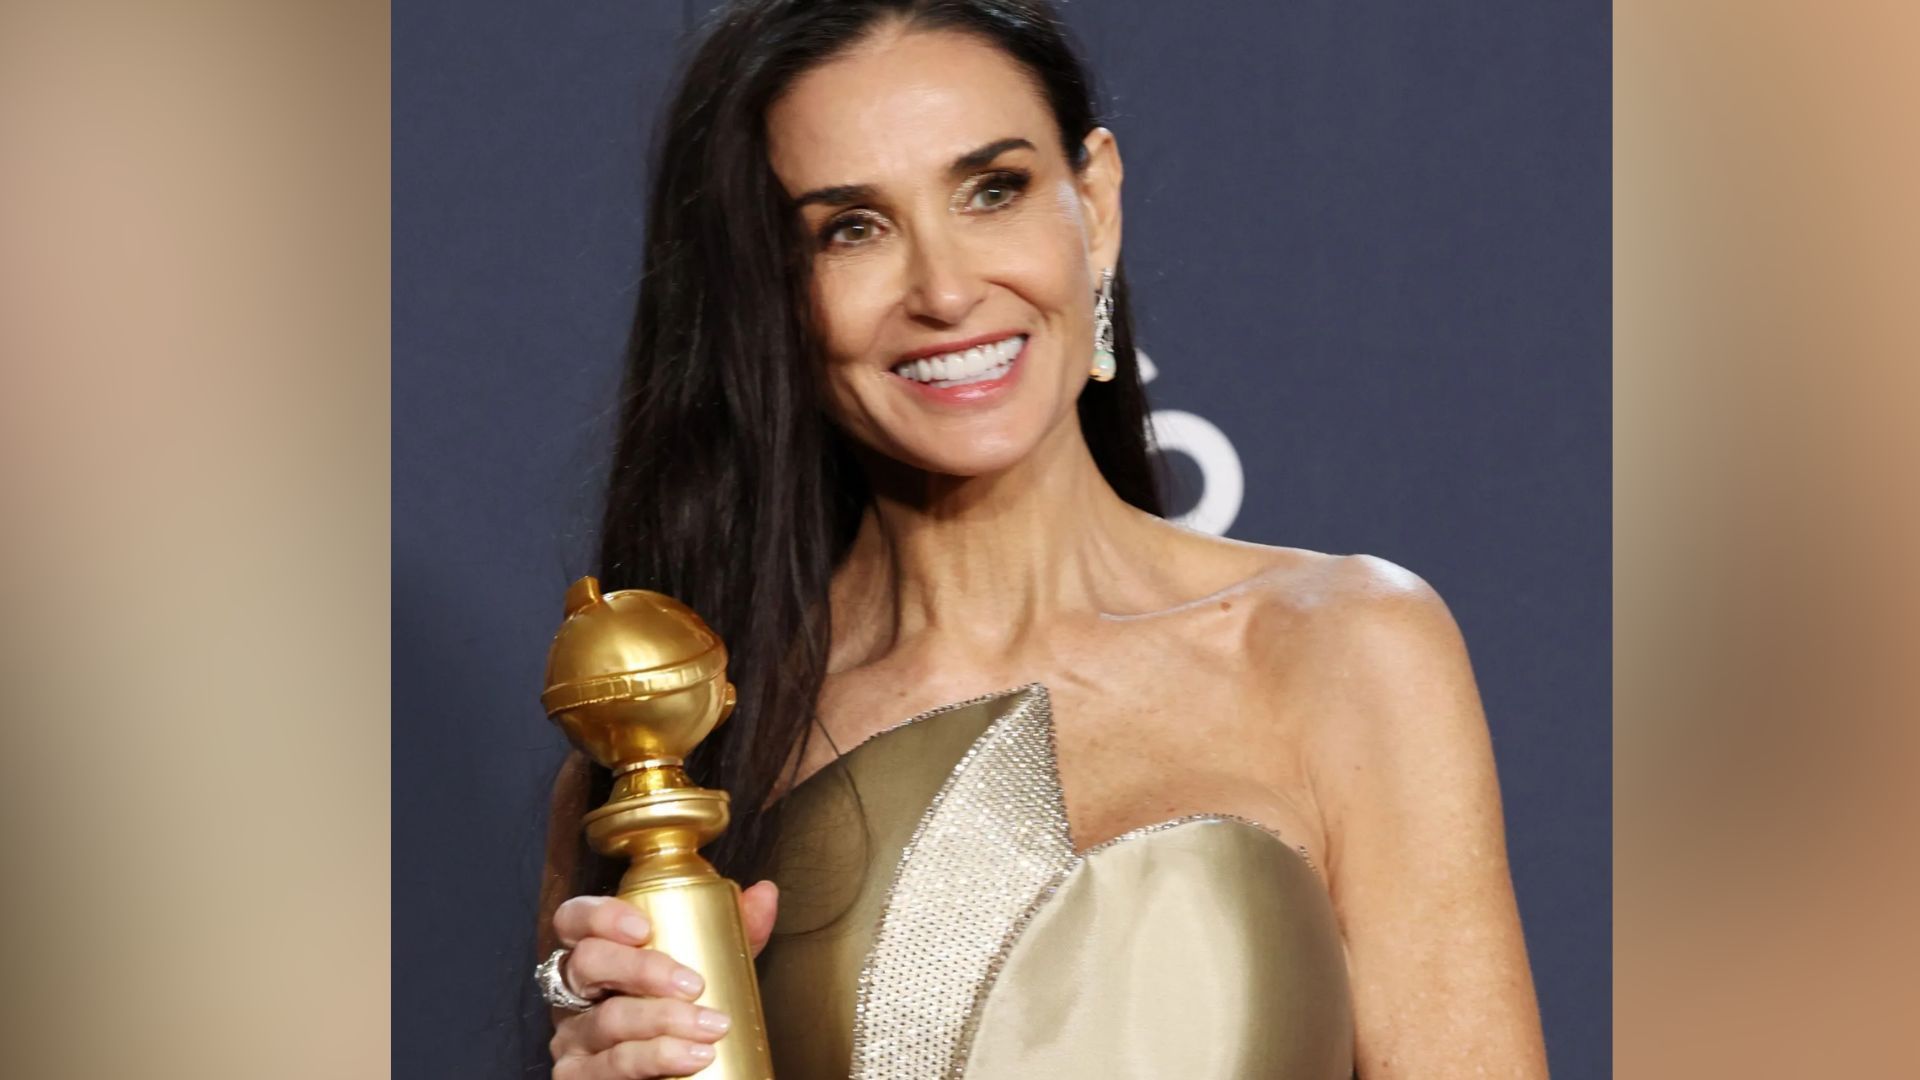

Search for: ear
xmin=1076 ymin=126 xmax=1124 ymax=273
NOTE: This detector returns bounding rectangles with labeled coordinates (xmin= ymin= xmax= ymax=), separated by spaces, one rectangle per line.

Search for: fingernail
xmin=696 ymin=1007 xmax=731 ymax=1035
xmin=617 ymin=914 xmax=649 ymax=941
xmin=672 ymin=967 xmax=705 ymax=996
xmin=684 ymin=1042 xmax=715 ymax=1063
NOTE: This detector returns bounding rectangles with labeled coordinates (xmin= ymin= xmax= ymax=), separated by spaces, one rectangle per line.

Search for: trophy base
xmin=589 ymin=787 xmax=775 ymax=1079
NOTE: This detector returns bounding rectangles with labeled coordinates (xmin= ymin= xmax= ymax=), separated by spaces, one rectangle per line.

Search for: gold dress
xmin=756 ymin=683 xmax=1355 ymax=1079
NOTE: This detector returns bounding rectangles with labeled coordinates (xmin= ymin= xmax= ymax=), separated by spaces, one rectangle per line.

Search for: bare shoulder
xmin=1238 ymin=548 xmax=1505 ymax=865
xmin=1241 ymin=548 xmax=1456 ymax=638
xmin=1230 ymin=549 xmax=1487 ymax=770
xmin=1136 ymin=524 xmax=1466 ymax=674
xmin=1233 ymin=552 xmax=1546 ymax=1074
xmin=1128 ymin=525 xmax=1478 ymax=745
xmin=1240 ymin=549 xmax=1469 ymax=686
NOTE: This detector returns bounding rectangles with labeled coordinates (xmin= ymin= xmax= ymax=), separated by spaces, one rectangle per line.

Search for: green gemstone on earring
xmin=1091 ymin=350 xmax=1117 ymax=381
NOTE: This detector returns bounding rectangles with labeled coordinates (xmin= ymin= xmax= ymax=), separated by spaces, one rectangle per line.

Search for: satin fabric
xmin=755 ymin=685 xmax=1354 ymax=1078
xmin=963 ymin=821 xmax=1352 ymax=1077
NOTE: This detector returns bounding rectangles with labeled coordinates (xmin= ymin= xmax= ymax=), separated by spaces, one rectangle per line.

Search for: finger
xmin=739 ymin=880 xmax=779 ymax=957
xmin=568 ymin=937 xmax=706 ymax=1001
xmin=554 ymin=895 xmax=652 ymax=949
xmin=554 ymin=996 xmax=733 ymax=1058
xmin=585 ymin=1038 xmax=718 ymax=1080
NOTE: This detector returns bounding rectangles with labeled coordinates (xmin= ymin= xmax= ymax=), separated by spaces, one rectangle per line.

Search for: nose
xmin=900 ymin=226 xmax=985 ymax=326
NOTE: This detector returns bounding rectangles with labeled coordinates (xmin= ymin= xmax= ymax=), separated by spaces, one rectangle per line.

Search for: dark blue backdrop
xmin=393 ymin=2 xmax=1609 ymax=1076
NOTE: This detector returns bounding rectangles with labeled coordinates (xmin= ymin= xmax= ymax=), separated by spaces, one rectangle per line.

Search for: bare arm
xmin=1308 ymin=556 xmax=1549 ymax=1077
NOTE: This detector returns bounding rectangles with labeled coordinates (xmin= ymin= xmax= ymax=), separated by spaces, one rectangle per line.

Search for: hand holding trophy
xmin=538 ymin=576 xmax=776 ymax=1079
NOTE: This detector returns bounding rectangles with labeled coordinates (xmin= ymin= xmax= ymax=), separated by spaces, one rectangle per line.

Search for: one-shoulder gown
xmin=754 ymin=682 xmax=1355 ymax=1078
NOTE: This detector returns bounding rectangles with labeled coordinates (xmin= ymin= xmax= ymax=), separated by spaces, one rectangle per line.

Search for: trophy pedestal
xmin=545 ymin=579 xmax=777 ymax=1079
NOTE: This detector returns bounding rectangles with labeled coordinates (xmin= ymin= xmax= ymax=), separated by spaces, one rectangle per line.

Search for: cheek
xmin=810 ymin=262 xmax=890 ymax=362
xmin=809 ymin=277 xmax=878 ymax=416
xmin=804 ymin=288 xmax=894 ymax=446
xmin=1013 ymin=189 xmax=1094 ymax=317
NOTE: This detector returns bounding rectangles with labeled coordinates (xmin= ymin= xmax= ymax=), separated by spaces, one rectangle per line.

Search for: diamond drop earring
xmin=1089 ymin=267 xmax=1117 ymax=382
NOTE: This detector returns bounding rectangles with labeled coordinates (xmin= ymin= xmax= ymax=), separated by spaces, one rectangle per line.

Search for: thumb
xmin=740 ymin=879 xmax=780 ymax=957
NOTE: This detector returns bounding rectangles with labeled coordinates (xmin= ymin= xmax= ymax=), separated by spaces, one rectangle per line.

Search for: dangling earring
xmin=1089 ymin=267 xmax=1117 ymax=382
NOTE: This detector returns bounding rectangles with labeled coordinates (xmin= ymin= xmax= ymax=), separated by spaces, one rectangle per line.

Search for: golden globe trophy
xmin=541 ymin=576 xmax=774 ymax=1079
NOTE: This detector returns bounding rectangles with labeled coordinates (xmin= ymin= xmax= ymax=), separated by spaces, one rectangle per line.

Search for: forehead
xmin=766 ymin=26 xmax=1053 ymax=192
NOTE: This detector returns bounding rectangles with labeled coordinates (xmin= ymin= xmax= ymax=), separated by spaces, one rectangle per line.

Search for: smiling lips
xmin=890 ymin=333 xmax=1027 ymax=387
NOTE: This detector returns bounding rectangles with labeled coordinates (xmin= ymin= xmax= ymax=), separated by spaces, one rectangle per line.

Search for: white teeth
xmin=894 ymin=335 xmax=1026 ymax=385
xmin=945 ymin=363 xmax=1007 ymax=386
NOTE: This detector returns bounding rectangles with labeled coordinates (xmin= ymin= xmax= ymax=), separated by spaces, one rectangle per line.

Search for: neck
xmin=828 ymin=414 xmax=1165 ymax=670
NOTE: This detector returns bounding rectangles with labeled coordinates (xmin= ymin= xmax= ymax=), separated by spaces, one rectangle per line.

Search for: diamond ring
xmin=534 ymin=947 xmax=597 ymax=1012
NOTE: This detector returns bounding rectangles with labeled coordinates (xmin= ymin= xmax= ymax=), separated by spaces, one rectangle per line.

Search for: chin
xmin=898 ymin=438 xmax=1036 ymax=474
xmin=885 ymin=430 xmax=1038 ymax=479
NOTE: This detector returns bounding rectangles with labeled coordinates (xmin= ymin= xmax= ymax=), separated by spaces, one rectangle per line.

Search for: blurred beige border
xmin=0 ymin=2 xmax=389 ymax=1076
xmin=3 ymin=0 xmax=1919 ymax=1074
xmin=1617 ymin=1 xmax=1920 ymax=1074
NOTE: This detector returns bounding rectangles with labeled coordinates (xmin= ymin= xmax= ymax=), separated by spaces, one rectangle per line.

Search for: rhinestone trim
xmin=945 ymin=816 xmax=1320 ymax=1077
xmin=843 ymin=682 xmax=1323 ymax=1079
xmin=1078 ymin=812 xmax=1319 ymax=876
xmin=946 ymin=864 xmax=1072 ymax=1079
xmin=848 ymin=683 xmax=1071 ymax=1079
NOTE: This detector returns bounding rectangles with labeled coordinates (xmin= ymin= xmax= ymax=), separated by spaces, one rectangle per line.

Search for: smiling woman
xmin=531 ymin=2 xmax=1549 ymax=1078
xmin=767 ymin=23 xmax=1128 ymax=478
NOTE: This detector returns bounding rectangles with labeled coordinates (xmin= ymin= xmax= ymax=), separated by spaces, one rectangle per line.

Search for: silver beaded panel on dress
xmin=846 ymin=682 xmax=1321 ymax=1079
xmin=848 ymin=683 xmax=1074 ymax=1080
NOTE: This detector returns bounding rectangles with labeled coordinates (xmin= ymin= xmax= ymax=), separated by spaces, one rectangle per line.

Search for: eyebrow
xmin=791 ymin=136 xmax=1037 ymax=211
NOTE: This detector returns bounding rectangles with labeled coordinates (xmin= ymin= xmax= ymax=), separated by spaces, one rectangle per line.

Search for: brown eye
xmin=965 ymin=169 xmax=1032 ymax=213
xmin=973 ymin=185 xmax=1011 ymax=209
xmin=822 ymin=213 xmax=881 ymax=249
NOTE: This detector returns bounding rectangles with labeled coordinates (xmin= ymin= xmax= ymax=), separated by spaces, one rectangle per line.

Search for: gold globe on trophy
xmin=541 ymin=576 xmax=774 ymax=1079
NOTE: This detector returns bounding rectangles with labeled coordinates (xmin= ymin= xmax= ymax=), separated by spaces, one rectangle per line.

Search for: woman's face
xmin=766 ymin=25 xmax=1123 ymax=479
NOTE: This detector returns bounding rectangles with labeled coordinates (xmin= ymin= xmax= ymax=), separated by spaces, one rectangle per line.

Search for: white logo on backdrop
xmin=1137 ymin=350 xmax=1244 ymax=536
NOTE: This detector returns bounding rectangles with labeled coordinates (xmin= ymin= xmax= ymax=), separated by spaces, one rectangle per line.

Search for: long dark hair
xmin=576 ymin=0 xmax=1162 ymax=897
